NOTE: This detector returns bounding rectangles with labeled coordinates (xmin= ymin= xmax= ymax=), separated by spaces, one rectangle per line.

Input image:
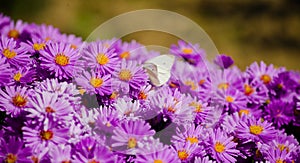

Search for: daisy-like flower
xmin=82 ymin=41 xmax=119 ymax=73
xmin=236 ymin=116 xmax=277 ymax=143
xmin=135 ymin=146 xmax=180 ymax=163
xmin=172 ymin=123 xmax=208 ymax=145
xmin=9 ymin=66 xmax=36 ymax=85
xmin=74 ymin=143 xmax=115 ymax=163
xmin=112 ymin=120 xmax=155 ymax=154
xmin=113 ymin=98 xmax=141 ymax=119
xmin=113 ymin=60 xmax=148 ymax=93
xmin=0 ymin=86 xmax=30 ymax=117
xmin=49 ymin=145 xmax=73 ymax=163
xmin=26 ymin=91 xmax=73 ymax=123
xmin=214 ymin=54 xmax=234 ymax=69
xmin=31 ymin=24 xmax=61 ymax=42
xmin=60 ymin=33 xmax=83 ymax=50
xmin=207 ymin=128 xmax=239 ymax=162
xmin=40 ymin=42 xmax=81 ymax=79
xmin=246 ymin=61 xmax=279 ymax=86
xmin=95 ymin=106 xmax=120 ymax=134
xmin=0 ymin=137 xmax=32 ymax=163
xmin=1 ymin=20 xmax=28 ymax=41
xmin=0 ymin=57 xmax=12 ymax=86
xmin=213 ymin=87 xmax=247 ymax=112
xmin=170 ymin=40 xmax=205 ymax=65
xmin=24 ymin=37 xmax=48 ymax=53
xmin=116 ymin=40 xmax=146 ymax=61
xmin=264 ymin=148 xmax=292 ymax=163
xmin=210 ymin=68 xmax=241 ymax=92
xmin=187 ymin=96 xmax=212 ymax=124
xmin=0 ymin=36 xmax=30 ymax=67
xmin=172 ymin=142 xmax=200 ymax=162
xmin=75 ymin=69 xmax=112 ymax=96
xmin=22 ymin=119 xmax=69 ymax=152
xmin=265 ymin=100 xmax=294 ymax=128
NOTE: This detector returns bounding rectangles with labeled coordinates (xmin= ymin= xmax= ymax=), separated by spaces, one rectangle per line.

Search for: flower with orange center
xmin=225 ymin=96 xmax=235 ymax=103
xmin=238 ymin=109 xmax=250 ymax=116
xmin=189 ymin=102 xmax=202 ymax=113
xmin=177 ymin=150 xmax=189 ymax=161
xmin=119 ymin=51 xmax=130 ymax=59
xmin=260 ymin=74 xmax=272 ymax=84
xmin=90 ymin=77 xmax=103 ymax=88
xmin=214 ymin=142 xmax=225 ymax=153
xmin=12 ymin=94 xmax=27 ymax=107
xmin=7 ymin=29 xmax=19 ymax=39
xmin=186 ymin=136 xmax=199 ymax=144
xmin=5 ymin=153 xmax=18 ymax=163
xmin=218 ymin=82 xmax=229 ymax=90
xmin=138 ymin=91 xmax=147 ymax=100
xmin=33 ymin=43 xmax=45 ymax=51
xmin=244 ymin=84 xmax=254 ymax=96
xmin=128 ymin=137 xmax=137 ymax=149
xmin=55 ymin=53 xmax=69 ymax=66
xmin=40 ymin=130 xmax=54 ymax=140
xmin=13 ymin=72 xmax=22 ymax=82
xmin=198 ymin=79 xmax=206 ymax=86
xmin=96 ymin=53 xmax=109 ymax=65
xmin=45 ymin=106 xmax=55 ymax=113
xmin=182 ymin=48 xmax=193 ymax=54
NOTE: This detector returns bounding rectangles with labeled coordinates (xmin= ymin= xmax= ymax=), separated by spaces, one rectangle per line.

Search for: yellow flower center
xmin=244 ymin=84 xmax=254 ymax=96
xmin=128 ymin=137 xmax=137 ymax=148
xmin=184 ymin=80 xmax=197 ymax=90
xmin=182 ymin=48 xmax=193 ymax=54
xmin=225 ymin=96 xmax=234 ymax=103
xmin=45 ymin=106 xmax=55 ymax=113
xmin=33 ymin=43 xmax=45 ymax=51
xmin=154 ymin=160 xmax=163 ymax=163
xmin=79 ymin=88 xmax=86 ymax=95
xmin=186 ymin=136 xmax=199 ymax=144
xmin=177 ymin=150 xmax=189 ymax=160
xmin=70 ymin=44 xmax=77 ymax=49
xmin=12 ymin=94 xmax=27 ymax=107
xmin=7 ymin=29 xmax=19 ymax=39
xmin=13 ymin=72 xmax=22 ymax=82
xmin=249 ymin=125 xmax=264 ymax=135
xmin=278 ymin=144 xmax=289 ymax=152
xmin=2 ymin=48 xmax=17 ymax=59
xmin=55 ymin=54 xmax=69 ymax=66
xmin=260 ymin=74 xmax=271 ymax=84
xmin=218 ymin=83 xmax=229 ymax=90
xmin=189 ymin=102 xmax=202 ymax=113
xmin=6 ymin=153 xmax=17 ymax=163
xmin=214 ymin=142 xmax=225 ymax=153
xmin=40 ymin=130 xmax=54 ymax=140
xmin=119 ymin=51 xmax=130 ymax=59
xmin=276 ymin=159 xmax=284 ymax=163
xmin=239 ymin=109 xmax=250 ymax=116
xmin=106 ymin=122 xmax=112 ymax=127
xmin=119 ymin=69 xmax=132 ymax=81
xmin=110 ymin=92 xmax=118 ymax=100
xmin=90 ymin=77 xmax=103 ymax=88
xmin=96 ymin=53 xmax=109 ymax=65
xmin=138 ymin=91 xmax=148 ymax=100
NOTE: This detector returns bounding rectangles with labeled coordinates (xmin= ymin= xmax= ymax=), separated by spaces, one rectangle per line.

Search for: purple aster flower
xmin=26 ymin=91 xmax=73 ymax=123
xmin=74 ymin=144 xmax=115 ymax=163
xmin=214 ymin=54 xmax=234 ymax=69
xmin=112 ymin=120 xmax=155 ymax=154
xmin=8 ymin=66 xmax=36 ymax=85
xmin=82 ymin=41 xmax=120 ymax=74
xmin=135 ymin=146 xmax=180 ymax=163
xmin=265 ymin=100 xmax=294 ymax=128
xmin=24 ymin=37 xmax=48 ymax=53
xmin=246 ymin=61 xmax=279 ymax=85
xmin=236 ymin=116 xmax=277 ymax=143
xmin=187 ymin=96 xmax=212 ymax=124
xmin=172 ymin=123 xmax=208 ymax=145
xmin=39 ymin=42 xmax=81 ymax=79
xmin=264 ymin=148 xmax=291 ymax=163
xmin=1 ymin=20 xmax=28 ymax=41
xmin=213 ymin=87 xmax=247 ymax=112
xmin=95 ymin=106 xmax=120 ymax=134
xmin=113 ymin=60 xmax=148 ymax=93
xmin=31 ymin=24 xmax=61 ymax=42
xmin=170 ymin=40 xmax=205 ymax=65
xmin=0 ymin=36 xmax=30 ymax=67
xmin=49 ymin=145 xmax=73 ymax=163
xmin=60 ymin=33 xmax=83 ymax=50
xmin=0 ymin=137 xmax=32 ymax=163
xmin=0 ymin=86 xmax=30 ymax=117
xmin=22 ymin=119 xmax=69 ymax=152
xmin=116 ymin=40 xmax=146 ymax=61
xmin=75 ymin=69 xmax=112 ymax=96
xmin=113 ymin=98 xmax=142 ymax=120
xmin=271 ymin=71 xmax=299 ymax=96
xmin=206 ymin=128 xmax=239 ymax=162
xmin=0 ymin=57 xmax=12 ymax=86
xmin=210 ymin=68 xmax=241 ymax=92
xmin=221 ymin=112 xmax=248 ymax=134
xmin=172 ymin=142 xmax=200 ymax=162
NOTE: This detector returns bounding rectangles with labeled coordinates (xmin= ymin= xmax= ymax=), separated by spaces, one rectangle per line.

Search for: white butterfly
xmin=143 ymin=54 xmax=175 ymax=86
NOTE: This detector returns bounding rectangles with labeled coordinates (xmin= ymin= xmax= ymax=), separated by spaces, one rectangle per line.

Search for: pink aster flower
xmin=40 ymin=42 xmax=81 ymax=79
xmin=75 ymin=69 xmax=112 ymax=96
xmin=0 ymin=36 xmax=30 ymax=67
xmin=113 ymin=60 xmax=148 ymax=93
xmin=112 ymin=120 xmax=155 ymax=154
xmin=0 ymin=86 xmax=30 ymax=117
xmin=82 ymin=41 xmax=120 ymax=74
xmin=207 ymin=128 xmax=240 ymax=162
xmin=236 ymin=116 xmax=277 ymax=143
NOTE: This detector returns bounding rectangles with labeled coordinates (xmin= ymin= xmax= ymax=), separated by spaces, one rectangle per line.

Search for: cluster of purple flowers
xmin=0 ymin=13 xmax=299 ymax=163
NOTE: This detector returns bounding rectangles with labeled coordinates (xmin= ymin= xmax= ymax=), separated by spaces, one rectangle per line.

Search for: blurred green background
xmin=1 ymin=0 xmax=299 ymax=70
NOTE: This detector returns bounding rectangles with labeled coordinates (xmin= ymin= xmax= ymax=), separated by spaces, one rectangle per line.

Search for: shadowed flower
xmin=265 ymin=100 xmax=294 ymax=128
xmin=0 ymin=57 xmax=12 ymax=86
xmin=1 ymin=20 xmax=29 ymax=41
xmin=214 ymin=54 xmax=234 ymax=69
